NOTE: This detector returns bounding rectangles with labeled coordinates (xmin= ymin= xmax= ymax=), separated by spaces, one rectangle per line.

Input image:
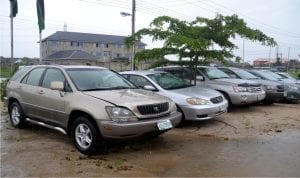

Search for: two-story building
xmin=41 ymin=31 xmax=146 ymax=62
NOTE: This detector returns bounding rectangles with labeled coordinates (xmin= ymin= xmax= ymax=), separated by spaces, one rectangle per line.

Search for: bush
xmin=0 ymin=79 xmax=9 ymax=101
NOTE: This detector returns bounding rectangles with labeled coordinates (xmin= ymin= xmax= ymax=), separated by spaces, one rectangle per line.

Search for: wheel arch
xmin=67 ymin=110 xmax=101 ymax=135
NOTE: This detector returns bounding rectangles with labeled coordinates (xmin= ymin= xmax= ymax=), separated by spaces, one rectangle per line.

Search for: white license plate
xmin=157 ymin=120 xmax=172 ymax=131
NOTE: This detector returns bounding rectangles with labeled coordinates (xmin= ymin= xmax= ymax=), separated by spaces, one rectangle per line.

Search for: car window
xmin=219 ymin=68 xmax=239 ymax=78
xmin=128 ymin=75 xmax=153 ymax=88
xmin=23 ymin=68 xmax=45 ymax=86
xmin=10 ymin=67 xmax=31 ymax=81
xmin=42 ymin=68 xmax=66 ymax=89
xmin=198 ymin=67 xmax=230 ymax=79
xmin=66 ymin=68 xmax=136 ymax=91
xmin=147 ymin=73 xmax=191 ymax=90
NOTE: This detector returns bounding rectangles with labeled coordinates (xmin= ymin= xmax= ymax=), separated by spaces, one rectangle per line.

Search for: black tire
xmin=71 ymin=116 xmax=104 ymax=155
xmin=176 ymin=105 xmax=185 ymax=127
xmin=262 ymin=99 xmax=274 ymax=105
xmin=9 ymin=102 xmax=26 ymax=128
xmin=221 ymin=92 xmax=232 ymax=111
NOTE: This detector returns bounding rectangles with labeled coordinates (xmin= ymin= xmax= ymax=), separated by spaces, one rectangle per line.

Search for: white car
xmin=121 ymin=70 xmax=228 ymax=123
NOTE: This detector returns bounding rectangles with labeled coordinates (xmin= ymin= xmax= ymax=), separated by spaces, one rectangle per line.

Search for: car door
xmin=38 ymin=68 xmax=70 ymax=126
xmin=18 ymin=67 xmax=46 ymax=119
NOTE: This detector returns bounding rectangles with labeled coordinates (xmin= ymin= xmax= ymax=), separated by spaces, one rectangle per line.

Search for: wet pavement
xmin=1 ymin=103 xmax=300 ymax=177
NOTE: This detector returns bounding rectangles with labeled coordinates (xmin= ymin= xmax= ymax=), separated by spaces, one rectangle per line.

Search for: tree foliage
xmin=125 ymin=14 xmax=276 ymax=66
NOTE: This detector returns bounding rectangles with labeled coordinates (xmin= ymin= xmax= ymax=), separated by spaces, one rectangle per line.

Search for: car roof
xmin=120 ymin=70 xmax=166 ymax=75
xmin=28 ymin=65 xmax=107 ymax=70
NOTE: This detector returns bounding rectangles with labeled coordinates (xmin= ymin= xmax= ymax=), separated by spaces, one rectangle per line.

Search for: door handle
xmin=38 ymin=90 xmax=45 ymax=95
xmin=17 ymin=85 xmax=22 ymax=89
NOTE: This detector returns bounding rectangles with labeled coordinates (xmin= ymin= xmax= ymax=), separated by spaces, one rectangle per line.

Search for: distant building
xmin=253 ymin=58 xmax=290 ymax=67
xmin=43 ymin=50 xmax=98 ymax=65
xmin=41 ymin=31 xmax=146 ymax=62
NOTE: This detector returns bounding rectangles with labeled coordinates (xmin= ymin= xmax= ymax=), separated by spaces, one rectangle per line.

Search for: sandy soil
xmin=1 ymin=102 xmax=300 ymax=177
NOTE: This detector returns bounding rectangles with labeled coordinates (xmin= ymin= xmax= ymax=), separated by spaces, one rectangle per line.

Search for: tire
xmin=9 ymin=102 xmax=26 ymax=128
xmin=176 ymin=105 xmax=185 ymax=127
xmin=262 ymin=99 xmax=274 ymax=105
xmin=221 ymin=92 xmax=232 ymax=111
xmin=71 ymin=116 xmax=104 ymax=155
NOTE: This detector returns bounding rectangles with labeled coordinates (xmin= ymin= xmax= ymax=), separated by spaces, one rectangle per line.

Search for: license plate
xmin=157 ymin=120 xmax=172 ymax=131
xmin=284 ymin=91 xmax=287 ymax=97
xmin=257 ymin=94 xmax=262 ymax=100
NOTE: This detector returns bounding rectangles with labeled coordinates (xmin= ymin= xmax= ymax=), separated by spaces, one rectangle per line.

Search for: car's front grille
xmin=248 ymin=87 xmax=262 ymax=93
xmin=137 ymin=102 xmax=169 ymax=115
xmin=210 ymin=96 xmax=223 ymax=104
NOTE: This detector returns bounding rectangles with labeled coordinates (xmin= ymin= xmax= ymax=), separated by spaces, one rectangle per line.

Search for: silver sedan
xmin=120 ymin=71 xmax=228 ymax=122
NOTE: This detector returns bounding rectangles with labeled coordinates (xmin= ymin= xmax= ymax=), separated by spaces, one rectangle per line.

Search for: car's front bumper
xmin=97 ymin=111 xmax=182 ymax=139
xmin=179 ymin=100 xmax=228 ymax=121
xmin=265 ymin=91 xmax=285 ymax=102
xmin=230 ymin=91 xmax=266 ymax=105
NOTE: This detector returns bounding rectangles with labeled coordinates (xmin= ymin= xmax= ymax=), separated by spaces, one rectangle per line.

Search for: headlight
xmin=105 ymin=106 xmax=137 ymax=122
xmin=186 ymin=97 xmax=210 ymax=105
xmin=265 ymin=85 xmax=277 ymax=90
xmin=233 ymin=86 xmax=247 ymax=93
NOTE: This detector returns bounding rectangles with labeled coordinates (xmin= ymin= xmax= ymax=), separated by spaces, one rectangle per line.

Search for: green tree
xmin=125 ymin=14 xmax=276 ymax=83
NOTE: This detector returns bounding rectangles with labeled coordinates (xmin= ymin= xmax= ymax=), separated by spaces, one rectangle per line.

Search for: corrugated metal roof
xmin=42 ymin=31 xmax=146 ymax=46
xmin=44 ymin=50 xmax=97 ymax=60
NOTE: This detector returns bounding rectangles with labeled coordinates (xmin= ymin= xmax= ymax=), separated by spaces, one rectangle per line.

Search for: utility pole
xmin=242 ymin=39 xmax=245 ymax=65
xmin=287 ymin=47 xmax=290 ymax=71
xmin=268 ymin=46 xmax=271 ymax=67
xmin=131 ymin=0 xmax=136 ymax=71
xmin=10 ymin=1 xmax=14 ymax=75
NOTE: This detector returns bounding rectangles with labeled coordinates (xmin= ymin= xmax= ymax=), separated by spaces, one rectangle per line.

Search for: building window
xmin=96 ymin=43 xmax=99 ymax=47
xmin=96 ymin=52 xmax=102 ymax=57
xmin=51 ymin=41 xmax=57 ymax=46
xmin=70 ymin=41 xmax=73 ymax=46
xmin=79 ymin=42 xmax=83 ymax=47
xmin=77 ymin=42 xmax=80 ymax=46
xmin=116 ymin=53 xmax=120 ymax=58
xmin=106 ymin=44 xmax=109 ymax=48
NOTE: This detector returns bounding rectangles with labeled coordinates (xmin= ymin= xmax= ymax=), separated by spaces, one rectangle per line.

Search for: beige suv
xmin=6 ymin=65 xmax=181 ymax=155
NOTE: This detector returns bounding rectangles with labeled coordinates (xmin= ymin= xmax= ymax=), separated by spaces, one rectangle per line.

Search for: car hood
xmin=83 ymin=89 xmax=171 ymax=107
xmin=250 ymin=79 xmax=281 ymax=86
xmin=170 ymin=86 xmax=222 ymax=100
xmin=214 ymin=78 xmax=259 ymax=85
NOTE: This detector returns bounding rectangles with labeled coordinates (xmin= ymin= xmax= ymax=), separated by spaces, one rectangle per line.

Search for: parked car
xmin=218 ymin=67 xmax=285 ymax=104
xmin=248 ymin=69 xmax=300 ymax=103
xmin=5 ymin=65 xmax=182 ymax=155
xmin=120 ymin=70 xmax=228 ymax=123
xmin=276 ymin=72 xmax=300 ymax=85
xmin=155 ymin=66 xmax=266 ymax=108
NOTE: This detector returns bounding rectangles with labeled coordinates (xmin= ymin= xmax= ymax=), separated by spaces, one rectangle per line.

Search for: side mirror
xmin=143 ymin=85 xmax=156 ymax=91
xmin=196 ymin=76 xmax=204 ymax=81
xmin=50 ymin=81 xmax=64 ymax=91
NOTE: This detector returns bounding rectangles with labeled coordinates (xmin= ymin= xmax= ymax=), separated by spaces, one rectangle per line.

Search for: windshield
xmin=198 ymin=67 xmax=230 ymax=79
xmin=147 ymin=73 xmax=191 ymax=90
xmin=264 ymin=70 xmax=285 ymax=80
xmin=66 ymin=68 xmax=136 ymax=91
xmin=278 ymin=73 xmax=296 ymax=80
xmin=251 ymin=70 xmax=278 ymax=81
xmin=233 ymin=69 xmax=258 ymax=79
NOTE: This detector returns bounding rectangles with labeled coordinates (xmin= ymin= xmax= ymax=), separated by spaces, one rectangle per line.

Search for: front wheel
xmin=71 ymin=116 xmax=104 ymax=155
xmin=9 ymin=102 xmax=26 ymax=128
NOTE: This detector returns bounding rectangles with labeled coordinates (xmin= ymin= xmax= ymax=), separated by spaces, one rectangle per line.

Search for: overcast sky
xmin=1 ymin=0 xmax=299 ymax=63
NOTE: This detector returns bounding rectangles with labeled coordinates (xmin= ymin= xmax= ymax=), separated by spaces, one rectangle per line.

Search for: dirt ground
xmin=1 ymin=102 xmax=300 ymax=177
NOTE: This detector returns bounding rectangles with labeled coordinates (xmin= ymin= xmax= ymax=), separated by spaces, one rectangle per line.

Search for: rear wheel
xmin=71 ymin=116 xmax=104 ymax=155
xmin=9 ymin=102 xmax=26 ymax=128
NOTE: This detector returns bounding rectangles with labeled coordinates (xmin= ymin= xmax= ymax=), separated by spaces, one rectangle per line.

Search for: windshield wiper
xmin=81 ymin=88 xmax=108 ymax=91
xmin=109 ymin=86 xmax=134 ymax=90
